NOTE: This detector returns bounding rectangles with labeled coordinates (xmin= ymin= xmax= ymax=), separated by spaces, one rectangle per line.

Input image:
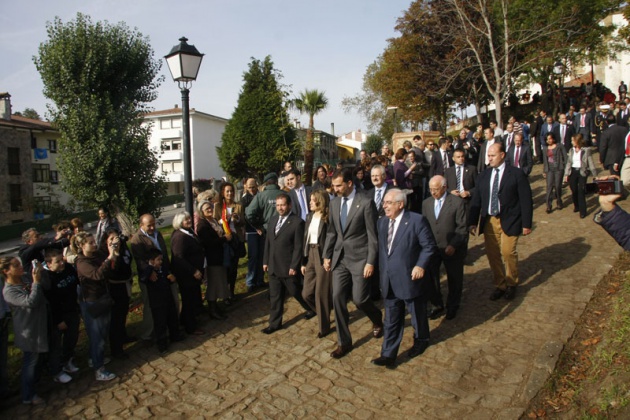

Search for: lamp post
xmin=165 ymin=37 xmax=204 ymax=229
xmin=553 ymin=60 xmax=564 ymax=116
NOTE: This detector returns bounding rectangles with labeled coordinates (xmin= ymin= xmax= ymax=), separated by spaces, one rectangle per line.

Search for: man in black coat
xmin=506 ymin=133 xmax=534 ymax=176
xmin=262 ymin=193 xmax=312 ymax=334
xmin=600 ymin=114 xmax=629 ymax=176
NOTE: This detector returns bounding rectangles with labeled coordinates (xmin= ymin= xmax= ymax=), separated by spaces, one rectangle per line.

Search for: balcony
xmin=161 ymin=150 xmax=183 ymax=161
xmin=166 ymin=172 xmax=184 ymax=182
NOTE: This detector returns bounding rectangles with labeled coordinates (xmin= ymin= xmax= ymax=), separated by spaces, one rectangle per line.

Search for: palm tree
xmin=293 ymin=89 xmax=328 ymax=185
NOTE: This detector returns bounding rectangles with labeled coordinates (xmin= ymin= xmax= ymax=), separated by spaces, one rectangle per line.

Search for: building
xmin=294 ymin=128 xmax=339 ymax=171
xmin=143 ymin=106 xmax=229 ymax=196
xmin=0 ymin=92 xmax=67 ymax=226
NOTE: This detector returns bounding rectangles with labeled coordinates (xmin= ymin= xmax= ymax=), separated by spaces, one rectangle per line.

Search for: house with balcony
xmin=143 ymin=106 xmax=229 ymax=196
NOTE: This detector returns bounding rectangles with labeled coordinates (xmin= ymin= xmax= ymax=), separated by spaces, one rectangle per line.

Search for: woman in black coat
xmin=170 ymin=212 xmax=206 ymax=335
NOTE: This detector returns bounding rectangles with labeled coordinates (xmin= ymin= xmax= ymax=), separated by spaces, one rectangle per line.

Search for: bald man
xmin=131 ymin=214 xmax=179 ymax=341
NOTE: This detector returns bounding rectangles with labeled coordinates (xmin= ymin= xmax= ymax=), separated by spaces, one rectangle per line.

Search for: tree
xmin=293 ymin=89 xmax=329 ymax=185
xmin=14 ymin=108 xmax=41 ymax=120
xmin=364 ymin=134 xmax=384 ymax=155
xmin=217 ymin=56 xmax=297 ymax=181
xmin=34 ymin=13 xmax=165 ymax=222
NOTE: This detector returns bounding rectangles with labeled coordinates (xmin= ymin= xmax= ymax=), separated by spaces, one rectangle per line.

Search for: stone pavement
xmin=2 ymin=164 xmax=628 ymax=419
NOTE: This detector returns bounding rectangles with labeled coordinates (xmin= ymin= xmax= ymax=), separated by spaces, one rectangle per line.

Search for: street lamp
xmin=165 ymin=37 xmax=204 ymax=229
xmin=387 ymin=106 xmax=398 ymax=134
xmin=553 ymin=60 xmax=564 ymax=115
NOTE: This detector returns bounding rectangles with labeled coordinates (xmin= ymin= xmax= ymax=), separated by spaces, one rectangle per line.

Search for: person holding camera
xmin=594 ymin=177 xmax=630 ymax=250
xmin=1 ymin=258 xmax=48 ymax=404
xmin=564 ymin=134 xmax=598 ymax=218
xmin=72 ymin=232 xmax=118 ymax=381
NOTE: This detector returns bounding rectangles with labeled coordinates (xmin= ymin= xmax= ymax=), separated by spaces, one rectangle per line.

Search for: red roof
xmin=0 ymin=115 xmax=55 ymax=131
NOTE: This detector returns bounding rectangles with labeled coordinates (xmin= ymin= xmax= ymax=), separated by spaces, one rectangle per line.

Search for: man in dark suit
xmin=469 ymin=143 xmax=533 ymax=301
xmin=446 ymin=149 xmax=477 ymax=208
xmin=506 ymin=133 xmax=534 ymax=176
xmin=539 ymin=115 xmax=559 ymax=148
xmin=284 ymin=169 xmax=311 ymax=221
xmin=616 ymin=102 xmax=629 ymax=128
xmin=531 ymin=110 xmax=546 ymax=163
xmin=422 ymin=176 xmax=468 ymax=320
xmin=368 ymin=164 xmax=391 ymax=218
xmin=262 ymin=193 xmax=313 ymax=334
xmin=600 ymin=114 xmax=629 ymax=176
xmin=575 ymin=106 xmax=594 ymax=145
xmin=323 ymin=168 xmax=383 ymax=359
xmin=501 ymin=123 xmax=516 ymax=151
xmin=430 ymin=137 xmax=453 ymax=177
xmin=477 ymin=127 xmax=502 ymax=173
xmin=552 ymin=113 xmax=575 ymax=151
xmin=371 ymin=189 xmax=436 ymax=368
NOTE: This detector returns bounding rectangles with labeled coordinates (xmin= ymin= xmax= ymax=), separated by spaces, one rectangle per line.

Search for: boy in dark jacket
xmin=43 ymin=249 xmax=80 ymax=383
xmin=141 ymin=249 xmax=183 ymax=354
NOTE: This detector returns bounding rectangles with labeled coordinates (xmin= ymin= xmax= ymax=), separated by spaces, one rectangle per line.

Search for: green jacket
xmin=245 ymin=184 xmax=281 ymax=234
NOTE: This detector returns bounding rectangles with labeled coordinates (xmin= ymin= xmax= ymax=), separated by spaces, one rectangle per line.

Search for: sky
xmin=1 ymin=0 xmax=413 ymax=136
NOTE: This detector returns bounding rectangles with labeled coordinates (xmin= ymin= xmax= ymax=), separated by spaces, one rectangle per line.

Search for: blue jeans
xmin=21 ymin=351 xmax=41 ymax=402
xmin=0 ymin=317 xmax=9 ymax=397
xmin=80 ymin=301 xmax=111 ymax=371
xmin=245 ymin=232 xmax=265 ymax=287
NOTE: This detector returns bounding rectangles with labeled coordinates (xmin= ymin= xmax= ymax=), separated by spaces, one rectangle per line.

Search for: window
xmin=161 ymin=161 xmax=183 ymax=173
xmin=160 ymin=119 xmax=171 ymax=129
xmin=32 ymin=163 xmax=50 ymax=182
xmin=33 ymin=196 xmax=51 ymax=215
xmin=31 ymin=136 xmax=37 ymax=149
xmin=8 ymin=147 xmax=20 ymax=175
xmin=161 ymin=139 xmax=182 ymax=151
xmin=9 ymin=184 xmax=22 ymax=211
xmin=172 ymin=118 xmax=182 ymax=128
xmin=50 ymin=170 xmax=59 ymax=184
xmin=48 ymin=139 xmax=57 ymax=153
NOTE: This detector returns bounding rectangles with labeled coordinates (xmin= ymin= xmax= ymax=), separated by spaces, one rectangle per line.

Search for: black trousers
xmin=568 ymin=168 xmax=587 ymax=217
xmin=429 ymin=252 xmax=464 ymax=310
xmin=179 ymin=281 xmax=202 ymax=333
xmin=268 ymin=274 xmax=311 ymax=329
xmin=151 ymin=300 xmax=179 ymax=350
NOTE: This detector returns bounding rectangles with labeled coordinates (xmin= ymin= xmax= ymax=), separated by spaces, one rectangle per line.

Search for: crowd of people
xmin=1 ymin=94 xmax=630 ymax=405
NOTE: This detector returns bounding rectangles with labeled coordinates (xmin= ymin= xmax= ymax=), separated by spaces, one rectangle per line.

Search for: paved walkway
xmin=2 ymin=164 xmax=627 ymax=418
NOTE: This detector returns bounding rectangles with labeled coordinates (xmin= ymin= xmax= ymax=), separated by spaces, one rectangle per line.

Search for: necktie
xmin=387 ymin=219 xmax=395 ymax=254
xmin=435 ymin=198 xmax=442 ymax=219
xmin=275 ymin=216 xmax=284 ymax=235
xmin=297 ymin=189 xmax=307 ymax=221
xmin=457 ymin=165 xmax=463 ymax=192
xmin=514 ymin=147 xmax=520 ymax=168
xmin=581 ymin=114 xmax=585 ymax=127
xmin=490 ymin=168 xmax=500 ymax=216
xmin=507 ymin=134 xmax=512 ymax=149
xmin=340 ymin=198 xmax=348 ymax=231
xmin=443 ymin=152 xmax=448 ymax=171
xmin=561 ymin=125 xmax=565 ymax=141
xmin=375 ymin=189 xmax=382 ymax=209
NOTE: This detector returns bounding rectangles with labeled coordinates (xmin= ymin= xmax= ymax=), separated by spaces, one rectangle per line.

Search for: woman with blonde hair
xmin=300 ymin=190 xmax=333 ymax=338
xmin=197 ymin=201 xmax=231 ymax=320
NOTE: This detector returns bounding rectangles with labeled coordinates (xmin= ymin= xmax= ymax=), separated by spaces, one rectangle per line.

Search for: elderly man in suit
xmin=552 ymin=114 xmax=575 ymax=151
xmin=371 ymin=189 xmax=436 ymax=368
xmin=323 ymin=168 xmax=383 ymax=359
xmin=285 ymin=168 xmax=311 ymax=221
xmin=422 ymin=176 xmax=468 ymax=320
xmin=262 ymin=193 xmax=313 ymax=334
xmin=469 ymin=143 xmax=533 ymax=301
xmin=506 ymin=133 xmax=534 ymax=176
xmin=368 ymin=164 xmax=391 ymax=218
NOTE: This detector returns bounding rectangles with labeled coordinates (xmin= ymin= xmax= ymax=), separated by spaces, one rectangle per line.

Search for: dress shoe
xmin=330 ymin=344 xmax=353 ymax=359
xmin=372 ymin=323 xmax=384 ymax=338
xmin=573 ymin=207 xmax=579 ymax=213
xmin=317 ymin=330 xmax=330 ymax=338
xmin=489 ymin=288 xmax=505 ymax=301
xmin=504 ymin=286 xmax=517 ymax=300
xmin=371 ymin=356 xmax=396 ymax=368
xmin=304 ymin=311 xmax=316 ymax=320
xmin=557 ymin=204 xmax=564 ymax=210
xmin=546 ymin=207 xmax=552 ymax=214
xmin=580 ymin=214 xmax=586 ymax=219
xmin=408 ymin=341 xmax=429 ymax=358
xmin=428 ymin=306 xmax=444 ymax=320
xmin=123 ymin=336 xmax=138 ymax=344
xmin=261 ymin=326 xmax=282 ymax=335
xmin=445 ymin=307 xmax=457 ymax=320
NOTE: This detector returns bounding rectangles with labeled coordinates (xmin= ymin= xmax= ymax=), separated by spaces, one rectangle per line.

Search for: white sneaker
xmin=54 ymin=371 xmax=72 ymax=384
xmin=23 ymin=394 xmax=45 ymax=405
xmin=95 ymin=367 xmax=116 ymax=381
xmin=88 ymin=356 xmax=111 ymax=368
xmin=63 ymin=358 xmax=79 ymax=374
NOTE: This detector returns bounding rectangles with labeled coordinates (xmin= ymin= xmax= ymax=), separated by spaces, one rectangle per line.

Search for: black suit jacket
xmin=617 ymin=111 xmax=630 ymax=128
xmin=289 ymin=186 xmax=312 ymax=220
xmin=506 ymin=144 xmax=534 ymax=176
xmin=170 ymin=229 xmax=205 ymax=286
xmin=552 ymin=124 xmax=575 ymax=151
xmin=264 ymin=213 xmax=304 ymax=277
xmin=430 ymin=149 xmax=453 ymax=177
xmin=445 ymin=164 xmax=477 ymax=198
xmin=468 ymin=164 xmax=533 ymax=237
xmin=367 ymin=184 xmax=391 ymax=218
xmin=302 ymin=212 xmax=328 ymax=266
xmin=600 ymin=124 xmax=629 ymax=168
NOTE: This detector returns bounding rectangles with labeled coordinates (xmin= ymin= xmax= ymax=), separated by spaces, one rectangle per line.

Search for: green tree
xmin=14 ymin=108 xmax=41 ymax=120
xmin=293 ymin=89 xmax=328 ymax=185
xmin=34 ymin=13 xmax=165 ymax=221
xmin=217 ymin=56 xmax=296 ymax=181
xmin=364 ymin=133 xmax=384 ymax=156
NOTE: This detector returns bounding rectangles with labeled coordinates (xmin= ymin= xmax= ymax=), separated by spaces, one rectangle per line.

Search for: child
xmin=42 ymin=249 xmax=81 ymax=383
xmin=141 ymin=249 xmax=183 ymax=354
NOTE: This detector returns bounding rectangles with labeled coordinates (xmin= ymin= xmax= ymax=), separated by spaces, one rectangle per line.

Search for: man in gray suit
xmin=323 ymin=168 xmax=383 ymax=359
xmin=422 ymin=176 xmax=468 ymax=320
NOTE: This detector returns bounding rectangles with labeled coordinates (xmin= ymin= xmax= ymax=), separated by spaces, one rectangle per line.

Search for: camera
xmin=118 ymin=234 xmax=129 ymax=242
xmin=584 ymin=179 xmax=624 ymax=195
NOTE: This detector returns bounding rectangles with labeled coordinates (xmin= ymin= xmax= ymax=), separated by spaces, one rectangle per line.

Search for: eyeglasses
xmin=383 ymin=200 xmax=401 ymax=205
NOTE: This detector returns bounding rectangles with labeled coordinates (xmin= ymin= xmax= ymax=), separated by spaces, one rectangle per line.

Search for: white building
xmin=587 ymin=12 xmax=630 ymax=92
xmin=143 ymin=106 xmax=229 ymax=195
